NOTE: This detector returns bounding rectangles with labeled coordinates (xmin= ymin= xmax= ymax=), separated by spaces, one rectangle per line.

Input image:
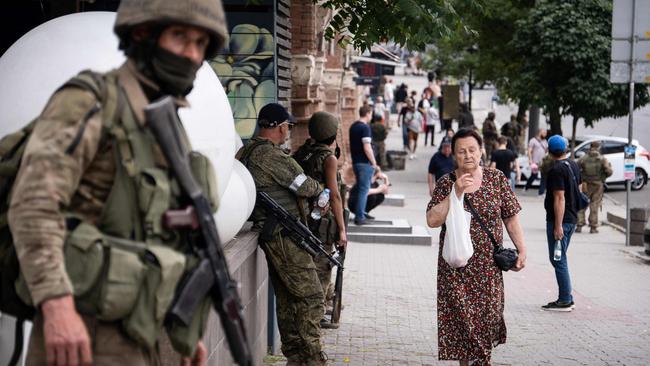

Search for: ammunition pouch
xmin=16 ymin=221 xmax=187 ymax=351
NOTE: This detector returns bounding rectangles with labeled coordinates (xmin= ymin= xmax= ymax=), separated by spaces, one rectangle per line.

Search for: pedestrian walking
xmin=424 ymin=104 xmax=439 ymax=146
xmin=5 ymin=1 xmax=229 ymax=364
xmin=576 ymin=141 xmax=613 ymax=233
xmin=542 ymin=135 xmax=580 ymax=312
xmin=482 ymin=112 xmax=498 ymax=163
xmin=394 ymin=83 xmax=408 ymax=116
xmin=238 ymin=104 xmax=329 ymax=365
xmin=490 ymin=136 xmax=520 ymax=190
xmin=500 ymin=115 xmax=520 ymax=154
xmin=404 ymin=99 xmax=423 ymax=159
xmin=396 ymin=94 xmax=411 ymax=150
xmin=383 ymin=78 xmax=395 ymax=125
xmin=457 ymin=102 xmax=475 ymax=130
xmin=349 ymin=106 xmax=379 ymax=225
xmin=373 ymin=95 xmax=387 ymax=125
xmin=524 ymin=129 xmax=548 ymax=194
xmin=293 ymin=111 xmax=348 ymax=330
xmin=427 ymin=140 xmax=454 ymax=196
xmin=426 ymin=128 xmax=527 ymax=366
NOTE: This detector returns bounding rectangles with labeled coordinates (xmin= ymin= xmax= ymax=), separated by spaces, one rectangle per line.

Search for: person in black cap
xmin=237 ymin=103 xmax=330 ymax=366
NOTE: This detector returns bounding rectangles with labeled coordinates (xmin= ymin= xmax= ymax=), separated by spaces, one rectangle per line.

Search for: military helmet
xmin=309 ymin=111 xmax=339 ymax=142
xmin=590 ymin=140 xmax=602 ymax=149
xmin=114 ymin=0 xmax=229 ymax=59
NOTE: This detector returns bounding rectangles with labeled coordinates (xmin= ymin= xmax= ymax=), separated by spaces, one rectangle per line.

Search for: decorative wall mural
xmin=210 ymin=19 xmax=276 ymax=139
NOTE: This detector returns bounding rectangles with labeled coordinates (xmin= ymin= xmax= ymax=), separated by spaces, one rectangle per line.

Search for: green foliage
xmin=317 ymin=0 xmax=476 ymax=51
xmin=512 ymin=0 xmax=649 ymax=134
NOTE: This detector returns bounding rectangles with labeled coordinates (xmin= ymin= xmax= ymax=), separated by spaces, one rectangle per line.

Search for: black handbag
xmin=562 ymin=160 xmax=590 ymax=210
xmin=464 ymin=196 xmax=519 ymax=271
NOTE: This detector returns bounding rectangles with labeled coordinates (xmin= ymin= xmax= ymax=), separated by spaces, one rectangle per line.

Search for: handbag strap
xmin=449 ymin=172 xmax=501 ymax=250
xmin=463 ymin=195 xmax=502 ymax=251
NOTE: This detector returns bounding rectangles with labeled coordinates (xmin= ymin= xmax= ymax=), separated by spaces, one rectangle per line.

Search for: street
xmin=264 ymin=111 xmax=650 ymax=366
xmin=388 ymin=74 xmax=650 ymax=208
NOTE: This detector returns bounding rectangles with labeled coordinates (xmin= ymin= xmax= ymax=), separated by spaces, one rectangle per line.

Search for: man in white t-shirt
xmin=383 ymin=79 xmax=395 ymax=125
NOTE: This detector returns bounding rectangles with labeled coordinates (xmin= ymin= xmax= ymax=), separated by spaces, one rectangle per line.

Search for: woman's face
xmin=453 ymin=136 xmax=482 ymax=171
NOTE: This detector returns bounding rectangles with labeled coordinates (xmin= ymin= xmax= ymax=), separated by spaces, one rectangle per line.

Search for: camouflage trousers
xmin=262 ymin=233 xmax=324 ymax=360
xmin=578 ymin=181 xmax=604 ymax=228
xmin=314 ymin=241 xmax=335 ymax=305
xmin=27 ymin=313 xmax=155 ymax=366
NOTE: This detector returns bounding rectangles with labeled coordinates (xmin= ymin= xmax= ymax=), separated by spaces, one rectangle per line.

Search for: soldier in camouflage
xmin=237 ymin=104 xmax=328 ymax=366
xmin=7 ymin=1 xmax=227 ymax=365
xmin=293 ymin=111 xmax=348 ymax=330
xmin=577 ymin=141 xmax=613 ymax=233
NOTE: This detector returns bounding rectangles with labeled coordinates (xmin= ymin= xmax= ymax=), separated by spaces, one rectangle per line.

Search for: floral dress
xmin=427 ymin=168 xmax=521 ymax=364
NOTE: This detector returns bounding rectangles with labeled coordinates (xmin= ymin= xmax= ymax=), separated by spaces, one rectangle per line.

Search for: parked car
xmin=517 ymin=135 xmax=650 ymax=190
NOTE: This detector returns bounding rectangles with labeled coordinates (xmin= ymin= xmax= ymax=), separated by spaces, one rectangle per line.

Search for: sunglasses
xmin=279 ymin=121 xmax=295 ymax=130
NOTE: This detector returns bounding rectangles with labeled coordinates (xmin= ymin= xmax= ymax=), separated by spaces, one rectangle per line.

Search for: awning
xmin=350 ymin=55 xmax=406 ymax=67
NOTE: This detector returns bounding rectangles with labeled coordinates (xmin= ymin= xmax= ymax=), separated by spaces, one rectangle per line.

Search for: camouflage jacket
xmin=237 ymin=137 xmax=322 ymax=228
xmin=7 ymin=61 xmax=173 ymax=305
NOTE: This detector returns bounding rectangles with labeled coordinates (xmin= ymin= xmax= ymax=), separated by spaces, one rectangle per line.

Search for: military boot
xmin=575 ymin=226 xmax=583 ymax=233
xmin=304 ymin=352 xmax=329 ymax=366
xmin=320 ymin=317 xmax=339 ymax=329
xmin=590 ymin=227 xmax=599 ymax=234
xmin=286 ymin=354 xmax=304 ymax=366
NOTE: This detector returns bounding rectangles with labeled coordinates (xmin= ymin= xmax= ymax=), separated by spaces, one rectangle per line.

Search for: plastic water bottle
xmin=310 ymin=189 xmax=330 ymax=220
xmin=553 ymin=240 xmax=562 ymax=261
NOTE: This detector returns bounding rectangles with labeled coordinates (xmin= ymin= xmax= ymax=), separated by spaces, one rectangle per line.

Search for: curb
xmin=619 ymin=248 xmax=650 ymax=264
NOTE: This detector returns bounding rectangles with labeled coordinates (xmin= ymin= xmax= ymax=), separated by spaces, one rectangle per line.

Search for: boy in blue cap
xmin=542 ymin=135 xmax=582 ymax=311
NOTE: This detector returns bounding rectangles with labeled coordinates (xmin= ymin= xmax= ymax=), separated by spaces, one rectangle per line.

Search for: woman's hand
xmin=511 ymin=251 xmax=527 ymax=272
xmin=454 ymin=173 xmax=473 ymax=198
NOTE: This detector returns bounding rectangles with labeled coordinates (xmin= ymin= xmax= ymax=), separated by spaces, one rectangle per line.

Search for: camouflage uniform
xmin=6 ymin=0 xmax=228 ymax=363
xmin=577 ymin=144 xmax=613 ymax=231
xmin=293 ymin=141 xmax=341 ymax=307
xmin=238 ymin=137 xmax=325 ymax=364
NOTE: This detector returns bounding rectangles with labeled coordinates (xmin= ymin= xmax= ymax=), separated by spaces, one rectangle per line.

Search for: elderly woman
xmin=426 ymin=128 xmax=527 ymax=366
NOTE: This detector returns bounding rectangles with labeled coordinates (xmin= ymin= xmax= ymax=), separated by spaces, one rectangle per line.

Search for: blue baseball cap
xmin=548 ymin=135 xmax=567 ymax=153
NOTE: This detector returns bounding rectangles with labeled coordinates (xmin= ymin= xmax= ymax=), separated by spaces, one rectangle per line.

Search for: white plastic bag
xmin=443 ymin=185 xmax=474 ymax=268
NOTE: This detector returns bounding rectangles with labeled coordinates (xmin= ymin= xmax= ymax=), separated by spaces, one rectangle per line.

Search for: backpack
xmin=0 ymin=71 xmax=121 ymax=362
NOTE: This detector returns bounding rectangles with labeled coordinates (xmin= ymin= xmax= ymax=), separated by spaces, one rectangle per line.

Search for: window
xmin=601 ymin=141 xmax=626 ymax=155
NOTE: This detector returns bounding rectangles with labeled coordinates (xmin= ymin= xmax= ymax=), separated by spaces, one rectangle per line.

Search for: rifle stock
xmin=145 ymin=97 xmax=253 ymax=366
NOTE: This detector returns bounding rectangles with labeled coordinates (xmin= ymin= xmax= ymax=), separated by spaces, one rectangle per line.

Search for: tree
xmin=317 ymin=0 xmax=478 ymax=51
xmin=512 ymin=0 xmax=649 ymax=143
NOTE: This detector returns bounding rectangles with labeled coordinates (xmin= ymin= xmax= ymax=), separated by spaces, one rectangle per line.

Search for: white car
xmin=517 ymin=135 xmax=650 ymax=190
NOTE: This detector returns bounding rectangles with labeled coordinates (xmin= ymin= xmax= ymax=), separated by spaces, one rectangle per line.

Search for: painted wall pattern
xmin=210 ymin=1 xmax=276 ymax=140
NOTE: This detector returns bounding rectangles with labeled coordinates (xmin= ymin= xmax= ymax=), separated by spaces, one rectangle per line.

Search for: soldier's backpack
xmin=0 ymin=70 xmax=120 ymax=365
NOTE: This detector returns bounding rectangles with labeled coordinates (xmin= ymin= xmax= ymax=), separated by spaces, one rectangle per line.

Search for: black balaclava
xmin=126 ymin=27 xmax=201 ymax=97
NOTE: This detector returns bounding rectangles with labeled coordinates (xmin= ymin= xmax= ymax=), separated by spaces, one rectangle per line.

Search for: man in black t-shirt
xmin=542 ymin=135 xmax=581 ymax=312
xmin=349 ymin=105 xmax=379 ymax=225
xmin=427 ymin=140 xmax=454 ymax=196
xmin=490 ymin=136 xmax=520 ymax=190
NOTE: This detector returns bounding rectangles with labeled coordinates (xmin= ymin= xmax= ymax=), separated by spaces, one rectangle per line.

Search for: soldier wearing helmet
xmin=576 ymin=141 xmax=613 ymax=233
xmin=8 ymin=1 xmax=228 ymax=365
xmin=293 ymin=111 xmax=348 ymax=330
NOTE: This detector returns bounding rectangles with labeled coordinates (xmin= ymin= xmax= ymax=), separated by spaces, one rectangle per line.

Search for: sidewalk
xmin=265 ymin=124 xmax=650 ymax=366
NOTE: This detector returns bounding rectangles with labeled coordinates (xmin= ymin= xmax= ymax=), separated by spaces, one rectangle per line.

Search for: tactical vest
xmin=238 ymin=138 xmax=303 ymax=223
xmin=293 ymin=140 xmax=341 ymax=244
xmin=1 ymin=69 xmax=215 ymax=357
xmin=582 ymin=152 xmax=605 ymax=182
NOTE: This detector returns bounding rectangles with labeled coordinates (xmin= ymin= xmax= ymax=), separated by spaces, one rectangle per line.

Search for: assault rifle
xmin=330 ymin=208 xmax=349 ymax=324
xmin=256 ymin=191 xmax=343 ymax=269
xmin=145 ymin=97 xmax=253 ymax=366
